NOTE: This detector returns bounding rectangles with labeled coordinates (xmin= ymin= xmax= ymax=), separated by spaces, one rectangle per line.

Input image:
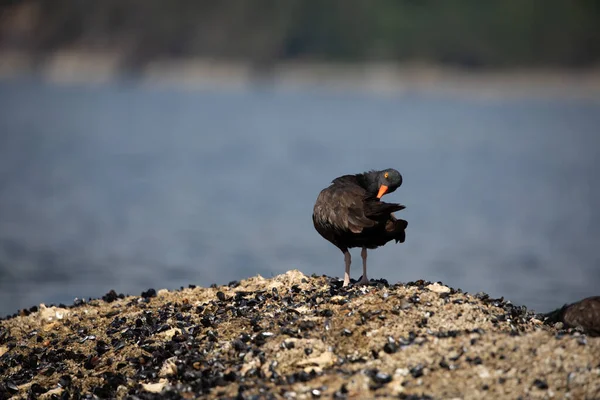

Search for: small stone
xmin=320 ymin=309 xmax=333 ymax=317
xmin=533 ymin=379 xmax=549 ymax=389
xmin=373 ymin=372 xmax=392 ymax=384
xmin=469 ymin=356 xmax=483 ymax=365
xmin=554 ymin=322 xmax=564 ymax=330
xmin=410 ymin=364 xmax=424 ymax=378
xmin=383 ymin=342 xmax=397 ymax=354
xmin=56 ymin=375 xmax=72 ymax=389
xmin=141 ymin=288 xmax=157 ymax=299
xmin=439 ymin=360 xmax=452 ymax=370
xmin=477 ymin=366 xmax=491 ymax=379
xmin=426 ymin=283 xmax=451 ymax=294
xmin=102 ymin=290 xmax=119 ymax=303
xmin=141 ymin=379 xmax=168 ymax=393
xmin=533 ymin=379 xmax=548 ymax=390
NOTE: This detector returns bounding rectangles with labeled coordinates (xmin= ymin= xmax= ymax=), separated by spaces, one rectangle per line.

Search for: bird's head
xmin=362 ymin=168 xmax=403 ymax=199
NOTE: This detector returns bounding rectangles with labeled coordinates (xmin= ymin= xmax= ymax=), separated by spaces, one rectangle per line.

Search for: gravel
xmin=1 ymin=270 xmax=599 ymax=399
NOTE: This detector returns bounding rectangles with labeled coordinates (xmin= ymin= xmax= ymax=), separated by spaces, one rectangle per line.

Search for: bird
xmin=312 ymin=168 xmax=407 ymax=287
xmin=541 ymin=296 xmax=600 ymax=336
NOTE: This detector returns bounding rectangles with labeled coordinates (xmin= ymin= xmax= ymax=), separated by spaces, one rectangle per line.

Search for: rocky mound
xmin=1 ymin=270 xmax=599 ymax=399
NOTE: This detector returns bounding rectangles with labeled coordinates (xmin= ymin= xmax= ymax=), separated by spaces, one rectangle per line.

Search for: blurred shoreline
xmin=2 ymin=49 xmax=600 ymax=99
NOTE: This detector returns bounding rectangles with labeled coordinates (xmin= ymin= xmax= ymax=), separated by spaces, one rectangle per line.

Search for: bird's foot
xmin=357 ymin=276 xmax=370 ymax=286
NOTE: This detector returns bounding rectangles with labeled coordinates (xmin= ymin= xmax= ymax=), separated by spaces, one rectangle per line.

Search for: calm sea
xmin=1 ymin=78 xmax=599 ymax=316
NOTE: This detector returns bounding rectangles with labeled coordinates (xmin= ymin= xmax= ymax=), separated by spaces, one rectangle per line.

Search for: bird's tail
xmin=386 ymin=214 xmax=408 ymax=243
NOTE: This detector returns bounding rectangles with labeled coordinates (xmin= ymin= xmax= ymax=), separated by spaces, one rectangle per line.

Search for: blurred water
xmin=0 ymin=79 xmax=599 ymax=316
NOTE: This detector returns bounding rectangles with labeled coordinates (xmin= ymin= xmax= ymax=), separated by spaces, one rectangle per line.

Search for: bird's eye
xmin=384 ymin=172 xmax=389 ymax=179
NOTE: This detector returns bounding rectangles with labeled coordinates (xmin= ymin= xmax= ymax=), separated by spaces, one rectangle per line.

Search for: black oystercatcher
xmin=312 ymin=168 xmax=407 ymax=287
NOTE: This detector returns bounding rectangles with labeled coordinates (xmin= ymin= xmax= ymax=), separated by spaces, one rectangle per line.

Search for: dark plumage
xmin=312 ymin=168 xmax=407 ymax=286
xmin=542 ymin=296 xmax=600 ymax=336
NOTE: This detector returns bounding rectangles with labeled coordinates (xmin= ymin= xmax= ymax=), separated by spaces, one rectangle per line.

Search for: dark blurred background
xmin=1 ymin=0 xmax=599 ymax=316
xmin=1 ymin=0 xmax=599 ymax=69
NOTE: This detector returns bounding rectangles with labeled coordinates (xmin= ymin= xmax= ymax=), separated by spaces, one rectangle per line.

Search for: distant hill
xmin=1 ymin=1 xmax=599 ymax=72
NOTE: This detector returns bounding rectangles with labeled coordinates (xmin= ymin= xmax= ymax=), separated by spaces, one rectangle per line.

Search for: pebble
xmin=383 ymin=342 xmax=398 ymax=354
xmin=141 ymin=288 xmax=157 ymax=299
xmin=533 ymin=379 xmax=549 ymax=389
xmin=410 ymin=364 xmax=424 ymax=378
xmin=373 ymin=371 xmax=392 ymax=384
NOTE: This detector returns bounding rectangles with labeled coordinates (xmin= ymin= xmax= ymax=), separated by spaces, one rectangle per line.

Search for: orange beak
xmin=377 ymin=184 xmax=388 ymax=199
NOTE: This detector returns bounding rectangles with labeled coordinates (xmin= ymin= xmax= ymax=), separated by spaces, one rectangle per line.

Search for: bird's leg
xmin=358 ymin=247 xmax=369 ymax=285
xmin=343 ymin=250 xmax=351 ymax=287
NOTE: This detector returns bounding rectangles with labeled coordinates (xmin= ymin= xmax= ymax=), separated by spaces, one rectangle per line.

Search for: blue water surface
xmin=0 ymin=78 xmax=599 ymax=315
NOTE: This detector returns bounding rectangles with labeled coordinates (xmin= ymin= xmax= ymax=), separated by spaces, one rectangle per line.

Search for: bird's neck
xmin=357 ymin=171 xmax=380 ymax=196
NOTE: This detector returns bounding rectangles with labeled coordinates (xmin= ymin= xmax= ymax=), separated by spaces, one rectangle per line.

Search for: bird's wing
xmin=363 ymin=200 xmax=406 ymax=220
xmin=314 ymin=183 xmax=377 ymax=234
xmin=346 ymin=206 xmax=377 ymax=233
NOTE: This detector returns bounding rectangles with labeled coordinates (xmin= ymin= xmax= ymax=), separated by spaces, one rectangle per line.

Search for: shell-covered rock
xmin=1 ymin=270 xmax=599 ymax=399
